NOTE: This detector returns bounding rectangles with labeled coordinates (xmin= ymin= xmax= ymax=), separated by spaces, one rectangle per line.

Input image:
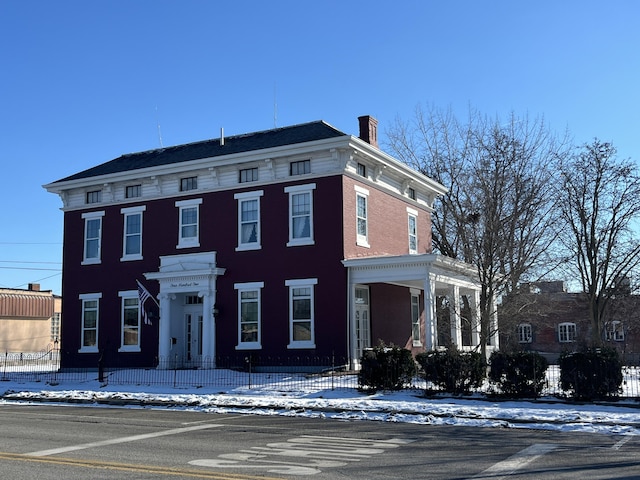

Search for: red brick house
xmin=44 ymin=116 xmax=494 ymax=370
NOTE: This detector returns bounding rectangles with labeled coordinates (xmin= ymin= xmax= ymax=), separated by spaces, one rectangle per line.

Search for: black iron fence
xmin=2 ymin=350 xmax=640 ymax=399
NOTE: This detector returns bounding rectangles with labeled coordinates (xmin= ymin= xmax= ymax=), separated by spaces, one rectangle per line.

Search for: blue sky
xmin=1 ymin=1 xmax=639 ymax=295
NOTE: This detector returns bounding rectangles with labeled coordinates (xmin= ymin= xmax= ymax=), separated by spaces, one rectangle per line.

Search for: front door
xmin=184 ymin=303 xmax=203 ymax=366
xmin=355 ymin=286 xmax=371 ymax=360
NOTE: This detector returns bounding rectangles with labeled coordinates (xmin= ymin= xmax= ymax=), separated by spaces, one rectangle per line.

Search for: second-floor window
xmin=285 ymin=183 xmax=315 ymax=246
xmin=82 ymin=211 xmax=105 ymax=264
xmin=234 ymin=191 xmax=263 ymax=251
xmin=558 ymin=322 xmax=576 ymax=343
xmin=408 ymin=209 xmax=418 ymax=254
xmin=175 ymin=198 xmax=202 ymax=248
xmin=121 ymin=206 xmax=145 ymax=261
xmin=355 ymin=186 xmax=369 ymax=247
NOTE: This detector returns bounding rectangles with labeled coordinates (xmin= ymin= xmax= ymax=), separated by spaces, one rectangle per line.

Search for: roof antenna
xmin=273 ymin=82 xmax=278 ymax=128
xmin=155 ymin=106 xmax=164 ymax=148
xmin=220 ymin=127 xmax=224 ymax=146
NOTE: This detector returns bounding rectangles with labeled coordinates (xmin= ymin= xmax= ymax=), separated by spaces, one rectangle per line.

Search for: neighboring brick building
xmin=44 ymin=116 xmax=495 ymax=370
xmin=0 ymin=283 xmax=61 ymax=353
xmin=499 ymin=281 xmax=640 ymax=363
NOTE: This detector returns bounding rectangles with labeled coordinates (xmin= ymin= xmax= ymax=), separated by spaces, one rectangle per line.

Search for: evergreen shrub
xmin=559 ymin=348 xmax=623 ymax=401
xmin=416 ymin=348 xmax=486 ymax=395
xmin=358 ymin=344 xmax=416 ymax=392
xmin=488 ymin=351 xmax=548 ymax=398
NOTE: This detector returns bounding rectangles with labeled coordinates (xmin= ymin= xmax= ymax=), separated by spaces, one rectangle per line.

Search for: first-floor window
xmin=605 ymin=321 xmax=625 ymax=341
xmin=411 ymin=291 xmax=421 ymax=346
xmin=558 ymin=322 xmax=576 ymax=343
xmin=79 ymin=293 xmax=101 ymax=352
xmin=518 ymin=323 xmax=532 ymax=343
xmin=119 ymin=291 xmax=140 ymax=352
xmin=51 ymin=312 xmax=61 ymax=343
xmin=286 ymin=278 xmax=317 ymax=349
xmin=235 ymin=282 xmax=264 ymax=349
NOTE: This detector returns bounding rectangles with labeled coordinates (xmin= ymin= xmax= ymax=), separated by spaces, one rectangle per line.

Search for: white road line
xmin=612 ymin=436 xmax=632 ymax=450
xmin=470 ymin=443 xmax=557 ymax=479
xmin=26 ymin=423 xmax=223 ymax=457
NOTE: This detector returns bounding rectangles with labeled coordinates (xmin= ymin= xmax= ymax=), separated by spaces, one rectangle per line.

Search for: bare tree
xmin=557 ymin=140 xmax=640 ymax=346
xmin=386 ymin=104 xmax=568 ymax=356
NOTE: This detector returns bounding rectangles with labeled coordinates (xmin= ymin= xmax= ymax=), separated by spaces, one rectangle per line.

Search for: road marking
xmin=0 ymin=451 xmax=283 ymax=479
xmin=26 ymin=423 xmax=223 ymax=457
xmin=612 ymin=436 xmax=632 ymax=450
xmin=190 ymin=435 xmax=414 ymax=476
xmin=470 ymin=444 xmax=557 ymax=479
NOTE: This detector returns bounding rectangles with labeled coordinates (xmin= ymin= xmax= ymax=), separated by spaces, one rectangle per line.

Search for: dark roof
xmin=53 ymin=121 xmax=346 ymax=183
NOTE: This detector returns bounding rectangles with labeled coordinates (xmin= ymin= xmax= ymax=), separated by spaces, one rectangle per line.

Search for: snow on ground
xmin=1 ymin=372 xmax=640 ymax=436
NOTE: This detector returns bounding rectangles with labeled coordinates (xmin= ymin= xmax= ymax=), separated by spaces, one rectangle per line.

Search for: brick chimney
xmin=358 ymin=115 xmax=378 ymax=148
xmin=28 ymin=283 xmax=40 ymax=291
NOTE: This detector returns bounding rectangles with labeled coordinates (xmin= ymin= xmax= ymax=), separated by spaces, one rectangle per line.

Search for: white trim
xmin=234 ymin=190 xmax=264 ymax=251
xmin=120 ymin=206 xmax=146 ymax=262
xmin=176 ymin=198 xmax=202 ymax=249
xmin=81 ymin=211 xmax=105 ymax=265
xmin=354 ymin=185 xmax=369 ymax=195
xmin=285 ymin=183 xmax=316 ymax=247
xmin=406 ymin=206 xmax=418 ymax=216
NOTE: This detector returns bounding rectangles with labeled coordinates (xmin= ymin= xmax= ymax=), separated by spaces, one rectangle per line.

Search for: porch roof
xmin=342 ymin=254 xmax=480 ymax=293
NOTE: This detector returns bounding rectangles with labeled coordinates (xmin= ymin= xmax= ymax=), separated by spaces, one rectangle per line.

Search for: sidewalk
xmin=2 ymin=375 xmax=640 ymax=436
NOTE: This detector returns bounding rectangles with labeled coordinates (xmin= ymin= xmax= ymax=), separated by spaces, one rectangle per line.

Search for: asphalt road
xmin=0 ymin=403 xmax=638 ymax=479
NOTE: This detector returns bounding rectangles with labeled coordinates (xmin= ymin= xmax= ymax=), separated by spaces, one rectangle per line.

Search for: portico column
xmin=199 ymin=290 xmax=215 ymax=366
xmin=470 ymin=289 xmax=481 ymax=347
xmin=423 ymin=273 xmax=437 ymax=350
xmin=158 ymin=293 xmax=172 ymax=363
xmin=450 ymin=285 xmax=462 ymax=348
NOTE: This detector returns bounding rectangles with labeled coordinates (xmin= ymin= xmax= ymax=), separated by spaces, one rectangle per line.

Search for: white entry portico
xmin=145 ymin=251 xmax=225 ymax=368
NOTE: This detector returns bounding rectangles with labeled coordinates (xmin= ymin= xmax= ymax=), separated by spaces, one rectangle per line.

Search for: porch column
xmin=158 ymin=293 xmax=172 ymax=362
xmin=490 ymin=294 xmax=500 ymax=350
xmin=423 ymin=273 xmax=437 ymax=350
xmin=470 ymin=289 xmax=481 ymax=347
xmin=450 ymin=285 xmax=462 ymax=348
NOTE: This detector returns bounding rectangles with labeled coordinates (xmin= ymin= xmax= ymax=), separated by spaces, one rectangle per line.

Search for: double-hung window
xmin=234 ymin=191 xmax=263 ymax=251
xmin=234 ymin=282 xmax=263 ymax=350
xmin=285 ymin=183 xmax=315 ymax=246
xmin=175 ymin=198 xmax=202 ymax=248
xmin=290 ymin=159 xmax=310 ymax=176
xmin=286 ymin=278 xmax=317 ymax=349
xmin=82 ymin=211 xmax=105 ymax=265
xmin=558 ymin=322 xmax=576 ymax=343
xmin=605 ymin=321 xmax=625 ymax=341
xmin=518 ymin=323 xmax=532 ymax=343
xmin=355 ymin=185 xmax=369 ymax=247
xmin=411 ymin=290 xmax=421 ymax=346
xmin=121 ymin=205 xmax=146 ymax=261
xmin=79 ymin=293 xmax=101 ymax=353
xmin=180 ymin=176 xmax=198 ymax=191
xmin=118 ymin=290 xmax=140 ymax=352
xmin=407 ymin=208 xmax=418 ymax=254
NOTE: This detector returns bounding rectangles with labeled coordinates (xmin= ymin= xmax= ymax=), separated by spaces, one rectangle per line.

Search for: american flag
xmin=136 ymin=280 xmax=157 ymax=325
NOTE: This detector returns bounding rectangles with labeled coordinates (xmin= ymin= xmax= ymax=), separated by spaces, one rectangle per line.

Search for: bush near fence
xmin=488 ymin=351 xmax=549 ymax=398
xmin=416 ymin=348 xmax=486 ymax=395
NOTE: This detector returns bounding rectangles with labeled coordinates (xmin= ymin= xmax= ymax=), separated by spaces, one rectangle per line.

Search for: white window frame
xmin=118 ymin=290 xmax=141 ymax=352
xmin=79 ymin=293 xmax=101 ymax=353
xmin=175 ymin=198 xmax=202 ymax=249
xmin=82 ymin=211 xmax=105 ymax=265
xmin=285 ymin=183 xmax=316 ymax=247
xmin=518 ymin=323 xmax=532 ymax=343
xmin=120 ymin=205 xmax=146 ymax=261
xmin=605 ymin=320 xmax=625 ymax=341
xmin=234 ymin=281 xmax=264 ymax=350
xmin=234 ymin=190 xmax=264 ymax=251
xmin=558 ymin=322 xmax=577 ymax=343
xmin=286 ymin=278 xmax=318 ymax=349
xmin=411 ymin=289 xmax=421 ymax=346
xmin=355 ymin=185 xmax=369 ymax=248
xmin=407 ymin=207 xmax=418 ymax=254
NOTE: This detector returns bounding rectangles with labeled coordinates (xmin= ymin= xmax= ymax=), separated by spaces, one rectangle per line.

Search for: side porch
xmin=343 ymin=254 xmax=498 ymax=369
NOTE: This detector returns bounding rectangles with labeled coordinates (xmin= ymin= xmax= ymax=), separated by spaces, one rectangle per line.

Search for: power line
xmin=0 ymin=267 xmax=61 ymax=271
xmin=0 ymin=261 xmax=61 ymax=264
